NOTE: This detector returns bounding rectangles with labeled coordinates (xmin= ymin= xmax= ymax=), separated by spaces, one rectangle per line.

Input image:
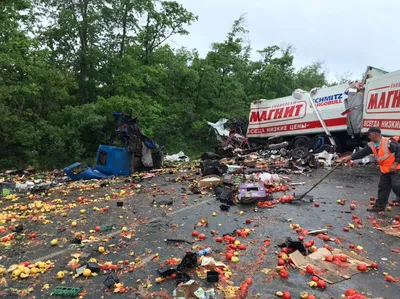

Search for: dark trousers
xmin=377 ymin=170 xmax=400 ymax=207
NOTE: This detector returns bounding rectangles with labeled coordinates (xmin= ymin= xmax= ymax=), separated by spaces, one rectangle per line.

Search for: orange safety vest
xmin=368 ymin=137 xmax=400 ymax=173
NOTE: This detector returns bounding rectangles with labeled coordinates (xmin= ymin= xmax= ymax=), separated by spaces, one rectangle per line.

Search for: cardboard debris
xmin=290 ymin=248 xmax=374 ymax=284
xmin=173 ymin=280 xmax=215 ymax=299
xmin=198 ymin=175 xmax=223 ymax=188
xmin=377 ymin=224 xmax=400 ymax=237
xmin=200 ymin=257 xmax=226 ymax=268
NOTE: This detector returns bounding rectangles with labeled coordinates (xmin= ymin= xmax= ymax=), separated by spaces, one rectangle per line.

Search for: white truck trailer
xmin=247 ymin=66 xmax=400 ymax=154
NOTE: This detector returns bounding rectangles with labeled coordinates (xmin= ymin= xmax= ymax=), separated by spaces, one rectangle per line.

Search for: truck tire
xmin=291 ymin=147 xmax=309 ymax=159
xmin=293 ymin=136 xmax=311 ymax=149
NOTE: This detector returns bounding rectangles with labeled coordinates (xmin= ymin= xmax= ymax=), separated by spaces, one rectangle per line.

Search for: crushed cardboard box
xmin=173 ymin=280 xmax=215 ymax=299
xmin=377 ymin=224 xmax=400 ymax=237
xmin=290 ymin=248 xmax=374 ymax=284
xmin=198 ymin=175 xmax=223 ymax=189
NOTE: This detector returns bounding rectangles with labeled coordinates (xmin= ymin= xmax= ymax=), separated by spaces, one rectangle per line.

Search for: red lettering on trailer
xmin=393 ymin=90 xmax=400 ymax=108
xmin=368 ymin=93 xmax=379 ymax=110
xmin=248 ymin=117 xmax=346 ymax=135
xmin=363 ymin=119 xmax=400 ymax=130
xmin=249 ymin=103 xmax=305 ymax=123
xmin=377 ymin=92 xmax=386 ymax=109
xmin=274 ymin=108 xmax=284 ymax=119
xmin=366 ymin=86 xmax=400 ymax=113
xmin=283 ymin=105 xmax=295 ymax=118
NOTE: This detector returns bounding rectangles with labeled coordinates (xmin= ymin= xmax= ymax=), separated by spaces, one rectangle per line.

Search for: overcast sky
xmin=172 ymin=0 xmax=399 ymax=81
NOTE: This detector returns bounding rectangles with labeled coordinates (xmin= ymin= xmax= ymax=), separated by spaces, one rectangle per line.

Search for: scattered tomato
xmin=345 ymin=289 xmax=357 ymax=296
xmin=317 ymin=279 xmax=326 ymax=289
xmin=305 ymin=265 xmax=314 ymax=274
xmin=357 ymin=263 xmax=367 ymax=272
xmin=279 ymin=269 xmax=289 ymax=279
xmin=278 ymin=259 xmax=285 ymax=266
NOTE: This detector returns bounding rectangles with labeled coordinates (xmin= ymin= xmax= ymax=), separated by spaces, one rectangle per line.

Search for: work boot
xmin=367 ymin=206 xmax=385 ymax=212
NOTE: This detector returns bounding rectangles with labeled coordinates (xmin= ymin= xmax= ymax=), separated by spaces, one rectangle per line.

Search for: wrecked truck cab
xmin=63 ymin=162 xmax=112 ymax=181
xmin=64 ymin=112 xmax=163 ymax=181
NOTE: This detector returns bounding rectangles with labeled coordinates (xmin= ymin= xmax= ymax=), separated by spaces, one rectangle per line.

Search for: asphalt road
xmin=0 ymin=165 xmax=399 ymax=299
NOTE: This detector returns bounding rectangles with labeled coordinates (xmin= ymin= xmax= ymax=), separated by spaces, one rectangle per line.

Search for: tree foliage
xmin=0 ymin=1 xmax=328 ymax=169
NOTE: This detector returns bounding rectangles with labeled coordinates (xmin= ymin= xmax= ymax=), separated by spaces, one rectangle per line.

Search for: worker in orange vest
xmin=339 ymin=127 xmax=400 ymax=211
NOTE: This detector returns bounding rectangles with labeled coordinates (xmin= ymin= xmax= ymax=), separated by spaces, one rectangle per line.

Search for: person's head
xmin=367 ymin=127 xmax=382 ymax=142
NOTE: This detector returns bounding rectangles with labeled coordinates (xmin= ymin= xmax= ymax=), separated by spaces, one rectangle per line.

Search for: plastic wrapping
xmin=344 ymin=92 xmax=364 ymax=135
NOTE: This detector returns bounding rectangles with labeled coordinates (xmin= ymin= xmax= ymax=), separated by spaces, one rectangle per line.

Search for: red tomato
xmin=323 ymin=235 xmax=331 ymax=241
xmin=216 ymin=237 xmax=223 ymax=243
xmin=309 ymin=239 xmax=314 ymax=246
xmin=229 ymin=244 xmax=237 ymax=250
xmin=295 ymin=227 xmax=303 ymax=233
xmin=371 ymin=262 xmax=378 ymax=269
xmin=238 ymin=244 xmax=246 ymax=250
xmin=226 ymin=252 xmax=233 ymax=260
xmin=325 ymin=256 xmax=333 ymax=262
xmin=314 ymin=202 xmax=320 ymax=207
xmin=395 ymin=215 xmax=400 ymax=220
xmin=305 ymin=265 xmax=314 ymax=274
xmin=95 ymin=226 xmax=101 ymax=232
xmin=192 ymin=231 xmax=199 ymax=237
xmin=307 ymin=295 xmax=317 ymax=299
xmin=345 ymin=289 xmax=357 ymax=296
xmin=312 ymin=275 xmax=319 ymax=282
xmin=317 ymin=279 xmax=326 ymax=289
xmin=278 ymin=259 xmax=285 ymax=266
xmin=245 ymin=219 xmax=252 ymax=224
xmin=279 ymin=269 xmax=289 ymax=279
xmin=245 ymin=277 xmax=253 ymax=285
xmin=357 ymin=263 xmax=367 ymax=272
xmin=282 ymin=291 xmax=291 ymax=299
xmin=384 ymin=275 xmax=396 ymax=282
xmin=198 ymin=233 xmax=206 ymax=240
xmin=343 ymin=227 xmax=349 ymax=232
xmin=304 ymin=242 xmax=312 ymax=248
xmin=298 ymin=236 xmax=305 ymax=241
xmin=323 ymin=244 xmax=331 ymax=251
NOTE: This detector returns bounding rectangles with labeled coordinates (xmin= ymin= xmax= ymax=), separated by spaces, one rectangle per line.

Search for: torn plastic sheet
xmin=207 ymin=118 xmax=230 ymax=137
xmin=352 ymin=155 xmax=375 ymax=165
xmin=314 ymin=151 xmax=339 ymax=166
xmin=258 ymin=173 xmax=281 ymax=182
xmin=165 ymin=151 xmax=189 ymax=162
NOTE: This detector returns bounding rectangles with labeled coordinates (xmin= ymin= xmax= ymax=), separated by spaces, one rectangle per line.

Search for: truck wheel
xmin=293 ymin=136 xmax=311 ymax=149
xmin=291 ymin=147 xmax=309 ymax=159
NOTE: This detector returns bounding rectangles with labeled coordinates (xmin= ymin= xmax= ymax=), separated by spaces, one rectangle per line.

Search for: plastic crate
xmin=52 ymin=286 xmax=82 ymax=297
